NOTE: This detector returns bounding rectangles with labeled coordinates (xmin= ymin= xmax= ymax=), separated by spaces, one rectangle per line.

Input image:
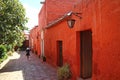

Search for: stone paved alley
xmin=0 ymin=51 xmax=57 ymax=80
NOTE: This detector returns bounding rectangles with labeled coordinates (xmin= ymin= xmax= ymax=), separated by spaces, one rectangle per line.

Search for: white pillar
xmin=41 ymin=30 xmax=44 ymax=57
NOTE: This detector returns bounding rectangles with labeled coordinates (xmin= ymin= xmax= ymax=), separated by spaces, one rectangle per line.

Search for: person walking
xmin=26 ymin=47 xmax=30 ymax=60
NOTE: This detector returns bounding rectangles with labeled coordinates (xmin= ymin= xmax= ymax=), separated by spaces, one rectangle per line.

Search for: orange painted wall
xmin=92 ymin=0 xmax=120 ymax=80
xmin=38 ymin=4 xmax=46 ymax=29
xmin=29 ymin=4 xmax=47 ymax=56
xmin=44 ymin=0 xmax=120 ymax=80
xmin=29 ymin=26 xmax=41 ymax=56
xmin=30 ymin=0 xmax=120 ymax=80
xmin=45 ymin=0 xmax=77 ymax=24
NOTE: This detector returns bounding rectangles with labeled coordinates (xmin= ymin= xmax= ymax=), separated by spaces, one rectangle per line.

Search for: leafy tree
xmin=0 ymin=0 xmax=28 ymax=49
xmin=0 ymin=45 xmax=7 ymax=58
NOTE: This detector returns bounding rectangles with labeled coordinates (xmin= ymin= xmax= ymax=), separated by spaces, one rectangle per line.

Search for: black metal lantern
xmin=66 ymin=11 xmax=82 ymax=28
xmin=67 ymin=19 xmax=76 ymax=28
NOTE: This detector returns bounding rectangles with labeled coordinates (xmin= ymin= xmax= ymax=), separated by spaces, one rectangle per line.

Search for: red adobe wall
xmin=36 ymin=0 xmax=77 ymax=58
xmin=36 ymin=26 xmax=41 ymax=56
xmin=92 ymin=0 xmax=120 ymax=80
xmin=30 ymin=4 xmax=47 ymax=57
xmin=73 ymin=0 xmax=120 ymax=79
xmin=44 ymin=20 xmax=78 ymax=73
xmin=46 ymin=0 xmax=77 ymax=24
xmin=29 ymin=26 xmax=39 ymax=54
xmin=38 ymin=4 xmax=46 ymax=29
xmin=44 ymin=0 xmax=120 ymax=80
xmin=29 ymin=28 xmax=34 ymax=51
xmin=30 ymin=0 xmax=120 ymax=80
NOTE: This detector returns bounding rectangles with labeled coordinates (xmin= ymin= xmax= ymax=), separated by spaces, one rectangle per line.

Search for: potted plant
xmin=57 ymin=63 xmax=72 ymax=80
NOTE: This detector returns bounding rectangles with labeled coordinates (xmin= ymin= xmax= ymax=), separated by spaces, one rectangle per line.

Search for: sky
xmin=19 ymin=0 xmax=45 ymax=32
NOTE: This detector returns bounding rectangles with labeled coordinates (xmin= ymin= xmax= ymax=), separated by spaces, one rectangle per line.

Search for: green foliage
xmin=57 ymin=64 xmax=72 ymax=80
xmin=0 ymin=54 xmax=8 ymax=63
xmin=0 ymin=45 xmax=7 ymax=58
xmin=0 ymin=0 xmax=28 ymax=48
xmin=5 ymin=44 xmax=12 ymax=52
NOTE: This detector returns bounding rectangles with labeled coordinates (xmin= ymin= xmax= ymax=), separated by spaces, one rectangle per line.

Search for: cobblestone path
xmin=0 ymin=51 xmax=57 ymax=80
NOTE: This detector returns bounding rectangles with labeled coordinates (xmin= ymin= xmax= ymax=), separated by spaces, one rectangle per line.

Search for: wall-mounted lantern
xmin=67 ymin=11 xmax=82 ymax=28
xmin=67 ymin=19 xmax=76 ymax=28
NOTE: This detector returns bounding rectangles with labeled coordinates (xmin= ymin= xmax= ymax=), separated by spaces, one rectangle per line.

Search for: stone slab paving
xmin=0 ymin=51 xmax=57 ymax=80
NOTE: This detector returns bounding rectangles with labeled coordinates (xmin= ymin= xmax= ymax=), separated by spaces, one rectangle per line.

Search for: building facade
xmin=29 ymin=0 xmax=120 ymax=80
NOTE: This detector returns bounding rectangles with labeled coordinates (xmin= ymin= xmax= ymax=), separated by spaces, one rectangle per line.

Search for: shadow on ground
xmin=0 ymin=51 xmax=57 ymax=80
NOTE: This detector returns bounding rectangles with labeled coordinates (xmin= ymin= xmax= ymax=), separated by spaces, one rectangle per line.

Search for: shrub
xmin=5 ymin=45 xmax=12 ymax=52
xmin=0 ymin=54 xmax=8 ymax=63
xmin=0 ymin=45 xmax=7 ymax=58
xmin=57 ymin=63 xmax=72 ymax=80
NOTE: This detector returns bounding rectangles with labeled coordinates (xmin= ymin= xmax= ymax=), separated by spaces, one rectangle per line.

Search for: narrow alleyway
xmin=0 ymin=51 xmax=57 ymax=80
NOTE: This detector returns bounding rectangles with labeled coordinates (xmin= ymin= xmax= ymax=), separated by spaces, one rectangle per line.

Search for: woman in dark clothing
xmin=26 ymin=47 xmax=30 ymax=60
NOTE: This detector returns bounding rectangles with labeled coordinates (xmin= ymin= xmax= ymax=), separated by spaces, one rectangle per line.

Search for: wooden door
xmin=57 ymin=41 xmax=63 ymax=67
xmin=80 ymin=30 xmax=92 ymax=79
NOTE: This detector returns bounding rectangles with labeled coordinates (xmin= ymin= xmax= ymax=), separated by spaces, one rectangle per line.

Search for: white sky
xmin=19 ymin=0 xmax=45 ymax=33
xmin=24 ymin=4 xmax=39 ymax=30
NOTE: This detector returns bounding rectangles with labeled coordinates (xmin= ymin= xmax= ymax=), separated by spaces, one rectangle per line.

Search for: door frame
xmin=57 ymin=41 xmax=63 ymax=67
xmin=80 ymin=30 xmax=92 ymax=79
